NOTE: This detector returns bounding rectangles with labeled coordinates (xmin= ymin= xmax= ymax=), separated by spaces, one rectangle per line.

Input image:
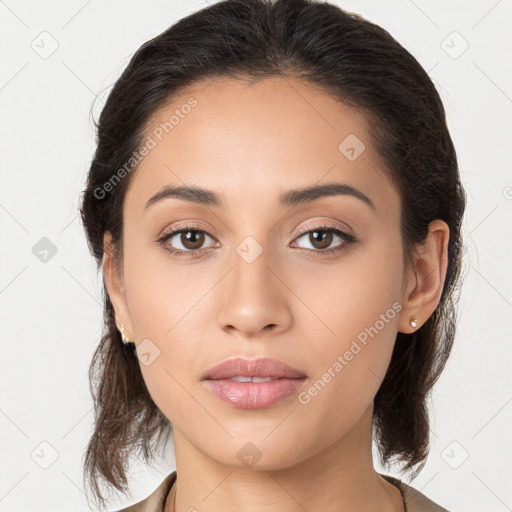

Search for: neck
xmin=166 ymin=407 xmax=404 ymax=512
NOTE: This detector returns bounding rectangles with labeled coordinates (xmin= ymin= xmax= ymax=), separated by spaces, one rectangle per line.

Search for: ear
xmin=102 ymin=231 xmax=133 ymax=340
xmin=398 ymin=220 xmax=450 ymax=333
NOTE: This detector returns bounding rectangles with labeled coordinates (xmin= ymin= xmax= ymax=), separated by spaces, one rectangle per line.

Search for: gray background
xmin=1 ymin=0 xmax=511 ymax=511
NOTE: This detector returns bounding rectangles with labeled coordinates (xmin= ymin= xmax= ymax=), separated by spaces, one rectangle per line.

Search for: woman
xmin=79 ymin=0 xmax=466 ymax=510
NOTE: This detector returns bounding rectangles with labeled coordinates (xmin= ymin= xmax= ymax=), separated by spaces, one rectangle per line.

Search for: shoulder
xmin=380 ymin=473 xmax=451 ymax=512
xmin=112 ymin=471 xmax=177 ymax=512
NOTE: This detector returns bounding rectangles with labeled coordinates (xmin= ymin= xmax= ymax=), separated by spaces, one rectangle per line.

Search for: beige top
xmin=115 ymin=471 xmax=450 ymax=512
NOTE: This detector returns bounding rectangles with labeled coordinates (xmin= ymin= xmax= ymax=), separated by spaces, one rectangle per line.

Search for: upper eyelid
xmin=161 ymin=222 xmax=350 ymax=237
xmin=293 ymin=222 xmax=351 ymax=237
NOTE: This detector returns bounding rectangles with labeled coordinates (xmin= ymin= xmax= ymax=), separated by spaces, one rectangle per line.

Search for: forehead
xmin=124 ymin=76 xmax=399 ymax=219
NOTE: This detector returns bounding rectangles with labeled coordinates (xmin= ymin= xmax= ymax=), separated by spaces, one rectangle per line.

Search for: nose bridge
xmin=225 ymin=214 xmax=271 ymax=277
xmin=216 ymin=232 xmax=290 ymax=335
xmin=230 ymin=232 xmax=276 ymax=302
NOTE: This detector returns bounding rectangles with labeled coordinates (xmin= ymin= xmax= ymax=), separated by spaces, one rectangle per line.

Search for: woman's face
xmin=107 ymin=76 xmax=413 ymax=469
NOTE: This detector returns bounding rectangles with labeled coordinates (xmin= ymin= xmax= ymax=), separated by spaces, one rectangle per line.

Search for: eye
xmin=156 ymin=223 xmax=356 ymax=258
xmin=291 ymin=225 xmax=356 ymax=255
xmin=157 ymin=224 xmax=217 ymax=257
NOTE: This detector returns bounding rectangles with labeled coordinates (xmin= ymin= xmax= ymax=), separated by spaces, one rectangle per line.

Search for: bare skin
xmin=102 ymin=76 xmax=449 ymax=512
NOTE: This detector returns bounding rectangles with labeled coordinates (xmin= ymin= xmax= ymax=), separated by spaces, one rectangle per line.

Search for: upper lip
xmin=202 ymin=357 xmax=307 ymax=380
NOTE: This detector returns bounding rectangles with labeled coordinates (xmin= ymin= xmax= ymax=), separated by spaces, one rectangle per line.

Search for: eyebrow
xmin=144 ymin=182 xmax=376 ymax=212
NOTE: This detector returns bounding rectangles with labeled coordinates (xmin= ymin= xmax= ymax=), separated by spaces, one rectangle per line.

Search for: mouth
xmin=223 ymin=376 xmax=282 ymax=382
xmin=202 ymin=356 xmax=307 ymax=380
xmin=201 ymin=357 xmax=308 ymax=409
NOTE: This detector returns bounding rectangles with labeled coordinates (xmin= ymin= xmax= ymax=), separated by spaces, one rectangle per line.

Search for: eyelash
xmin=156 ymin=223 xmax=356 ymax=258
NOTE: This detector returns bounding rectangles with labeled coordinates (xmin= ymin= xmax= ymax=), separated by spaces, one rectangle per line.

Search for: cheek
xmin=121 ymin=244 xmax=216 ymax=426
xmin=289 ymin=233 xmax=403 ymax=348
xmin=122 ymin=227 xmax=203 ymax=339
xmin=289 ymin=237 xmax=403 ymax=414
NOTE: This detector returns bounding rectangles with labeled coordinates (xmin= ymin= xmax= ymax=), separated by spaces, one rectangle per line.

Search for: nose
xmin=216 ymin=242 xmax=292 ymax=339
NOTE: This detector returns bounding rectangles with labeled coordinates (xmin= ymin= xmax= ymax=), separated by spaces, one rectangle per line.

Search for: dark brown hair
xmin=79 ymin=0 xmax=466 ymax=508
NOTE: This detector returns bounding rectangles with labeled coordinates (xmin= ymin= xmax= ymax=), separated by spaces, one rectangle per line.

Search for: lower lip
xmin=202 ymin=378 xmax=308 ymax=409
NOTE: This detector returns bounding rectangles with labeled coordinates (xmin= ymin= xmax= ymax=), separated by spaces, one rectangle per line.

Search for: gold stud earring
xmin=119 ymin=323 xmax=133 ymax=344
xmin=409 ymin=316 xmax=418 ymax=329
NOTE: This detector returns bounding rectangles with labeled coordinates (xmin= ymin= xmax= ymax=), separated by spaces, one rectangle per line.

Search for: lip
xmin=202 ymin=357 xmax=307 ymax=380
xmin=201 ymin=357 xmax=308 ymax=410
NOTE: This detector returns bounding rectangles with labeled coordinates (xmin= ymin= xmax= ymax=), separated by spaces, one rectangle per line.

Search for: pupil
xmin=311 ymin=230 xmax=331 ymax=249
xmin=183 ymin=231 xmax=204 ymax=249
